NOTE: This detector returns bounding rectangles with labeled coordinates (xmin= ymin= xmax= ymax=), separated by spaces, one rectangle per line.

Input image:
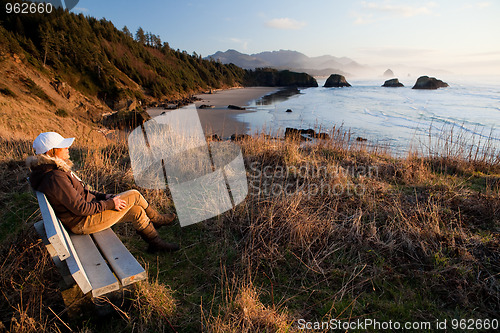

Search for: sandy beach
xmin=147 ymin=87 xmax=279 ymax=137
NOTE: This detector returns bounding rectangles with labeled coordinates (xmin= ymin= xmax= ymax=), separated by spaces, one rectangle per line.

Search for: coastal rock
xmin=317 ymin=132 xmax=330 ymax=140
xmin=163 ymin=104 xmax=177 ymax=110
xmin=228 ymin=105 xmax=246 ymax=110
xmin=412 ymin=76 xmax=449 ymax=90
xmin=159 ymin=96 xmax=201 ymax=109
xmin=324 ymin=74 xmax=351 ymax=88
xmin=382 ymin=78 xmax=404 ymax=87
xmin=285 ymin=128 xmax=309 ymax=141
xmin=231 ymin=134 xmax=250 ymax=141
xmin=50 ymin=80 xmax=71 ymax=99
xmin=285 ymin=128 xmax=331 ymax=141
xmin=206 ymin=134 xmax=221 ymax=141
xmin=244 ymin=68 xmax=318 ymax=87
xmin=258 ymin=87 xmax=300 ymax=105
xmin=383 ymin=69 xmax=395 ymax=77
xmin=103 ymin=109 xmax=151 ymax=130
xmin=199 ymin=104 xmax=215 ymax=109
xmin=113 ymin=98 xmax=140 ymax=112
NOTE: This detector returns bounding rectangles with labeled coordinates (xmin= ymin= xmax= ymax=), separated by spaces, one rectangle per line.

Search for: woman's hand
xmin=112 ymin=196 xmax=127 ymax=211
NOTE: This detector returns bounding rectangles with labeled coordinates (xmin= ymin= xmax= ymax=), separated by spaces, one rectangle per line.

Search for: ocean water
xmin=238 ymin=77 xmax=500 ymax=154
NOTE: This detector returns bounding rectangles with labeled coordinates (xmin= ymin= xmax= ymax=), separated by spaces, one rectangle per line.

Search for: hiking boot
xmin=137 ymin=223 xmax=180 ymax=253
xmin=145 ymin=205 xmax=176 ymax=229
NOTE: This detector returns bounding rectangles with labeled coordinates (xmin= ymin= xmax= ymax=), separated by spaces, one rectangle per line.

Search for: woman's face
xmin=53 ymin=147 xmax=70 ymax=160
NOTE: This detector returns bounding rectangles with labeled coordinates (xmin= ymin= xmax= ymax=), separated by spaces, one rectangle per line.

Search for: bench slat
xmin=69 ymin=233 xmax=120 ymax=297
xmin=36 ymin=191 xmax=70 ymax=261
xmin=92 ymin=229 xmax=147 ymax=286
xmin=34 ymin=221 xmax=74 ymax=286
xmin=56 ymin=222 xmax=93 ymax=295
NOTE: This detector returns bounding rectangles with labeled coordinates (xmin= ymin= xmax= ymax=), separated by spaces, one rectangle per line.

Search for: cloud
xmin=265 ymin=18 xmax=306 ymax=30
xmin=459 ymin=2 xmax=492 ymax=10
xmin=229 ymin=38 xmax=249 ymax=50
xmin=356 ymin=47 xmax=436 ymax=58
xmin=354 ymin=13 xmax=376 ymax=25
xmin=353 ymin=1 xmax=437 ymax=24
xmin=363 ymin=1 xmax=437 ymax=17
xmin=477 ymin=2 xmax=492 ymax=8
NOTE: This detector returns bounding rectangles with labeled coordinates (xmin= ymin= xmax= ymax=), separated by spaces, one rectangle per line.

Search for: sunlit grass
xmin=0 ymin=126 xmax=498 ymax=331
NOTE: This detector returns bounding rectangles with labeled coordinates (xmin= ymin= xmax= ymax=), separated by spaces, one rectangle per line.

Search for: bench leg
xmin=60 ymin=285 xmax=94 ymax=318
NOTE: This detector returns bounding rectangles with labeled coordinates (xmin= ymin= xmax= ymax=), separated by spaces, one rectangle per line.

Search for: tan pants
xmin=70 ymin=190 xmax=150 ymax=234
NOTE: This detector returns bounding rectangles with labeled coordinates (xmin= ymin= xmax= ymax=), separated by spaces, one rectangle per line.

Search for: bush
xmin=55 ymin=108 xmax=69 ymax=117
xmin=0 ymin=86 xmax=16 ymax=97
xmin=20 ymin=77 xmax=54 ymax=106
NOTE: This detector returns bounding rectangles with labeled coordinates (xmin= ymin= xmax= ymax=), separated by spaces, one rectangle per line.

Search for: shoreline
xmin=147 ymin=87 xmax=279 ymax=137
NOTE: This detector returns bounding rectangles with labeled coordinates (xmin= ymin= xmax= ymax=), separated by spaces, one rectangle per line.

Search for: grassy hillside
xmin=0 ymin=1 xmax=317 ymax=140
xmin=0 ymin=1 xmax=246 ymax=101
xmin=0 ymin=128 xmax=498 ymax=332
xmin=0 ymin=1 xmax=317 ymax=104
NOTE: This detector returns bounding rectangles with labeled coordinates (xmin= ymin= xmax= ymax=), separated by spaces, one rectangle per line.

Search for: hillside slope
xmin=0 ymin=2 xmax=248 ymax=139
xmin=0 ymin=51 xmax=110 ymax=142
xmin=0 ymin=3 xmax=317 ymax=140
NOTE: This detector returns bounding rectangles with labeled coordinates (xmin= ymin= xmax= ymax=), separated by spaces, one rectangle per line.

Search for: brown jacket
xmin=27 ymin=154 xmax=115 ymax=230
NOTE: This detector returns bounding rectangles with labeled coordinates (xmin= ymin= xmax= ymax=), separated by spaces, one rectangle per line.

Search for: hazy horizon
xmin=75 ymin=0 xmax=499 ymax=76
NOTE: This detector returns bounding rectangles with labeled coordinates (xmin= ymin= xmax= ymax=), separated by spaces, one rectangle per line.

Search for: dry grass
xmin=202 ymin=272 xmax=296 ymax=333
xmin=131 ymin=279 xmax=177 ymax=332
xmin=226 ymin=129 xmax=499 ymax=317
xmin=0 ymin=228 xmax=65 ymax=332
xmin=0 ymin=125 xmax=499 ymax=331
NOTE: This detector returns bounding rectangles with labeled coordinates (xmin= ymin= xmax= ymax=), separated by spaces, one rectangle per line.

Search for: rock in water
xmin=383 ymin=69 xmax=395 ymax=77
xmin=324 ymin=74 xmax=351 ymax=87
xmin=382 ymin=78 xmax=404 ymax=87
xmin=231 ymin=134 xmax=250 ymax=141
xmin=228 ymin=105 xmax=246 ymax=110
xmin=412 ymin=76 xmax=449 ymax=89
xmin=284 ymin=128 xmax=330 ymax=141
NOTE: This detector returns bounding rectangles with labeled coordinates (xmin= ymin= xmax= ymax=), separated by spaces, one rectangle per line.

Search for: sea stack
xmin=324 ymin=74 xmax=351 ymax=87
xmin=382 ymin=78 xmax=404 ymax=87
xmin=383 ymin=69 xmax=395 ymax=77
xmin=412 ymin=76 xmax=449 ymax=89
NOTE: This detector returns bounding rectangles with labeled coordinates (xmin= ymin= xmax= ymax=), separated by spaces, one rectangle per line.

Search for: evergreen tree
xmin=39 ymin=23 xmax=55 ymax=67
xmin=153 ymin=34 xmax=162 ymax=49
xmin=122 ymin=26 xmax=132 ymax=39
xmin=135 ymin=27 xmax=146 ymax=44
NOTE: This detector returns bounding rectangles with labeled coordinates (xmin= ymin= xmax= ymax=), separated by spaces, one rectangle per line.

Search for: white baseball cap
xmin=33 ymin=132 xmax=75 ymax=155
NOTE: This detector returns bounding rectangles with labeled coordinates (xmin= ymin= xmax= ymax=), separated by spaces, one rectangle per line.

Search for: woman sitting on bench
xmin=27 ymin=132 xmax=179 ymax=253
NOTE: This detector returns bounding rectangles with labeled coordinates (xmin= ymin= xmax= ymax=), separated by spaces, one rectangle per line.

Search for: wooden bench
xmin=34 ymin=191 xmax=147 ymax=298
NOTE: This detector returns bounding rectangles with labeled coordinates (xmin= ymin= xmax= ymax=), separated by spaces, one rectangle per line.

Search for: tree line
xmin=0 ymin=0 xmax=317 ymax=107
xmin=0 ymin=0 xmax=245 ymax=104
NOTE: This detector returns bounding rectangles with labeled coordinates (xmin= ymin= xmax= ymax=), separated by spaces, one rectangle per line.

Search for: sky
xmin=75 ymin=0 xmax=500 ymax=75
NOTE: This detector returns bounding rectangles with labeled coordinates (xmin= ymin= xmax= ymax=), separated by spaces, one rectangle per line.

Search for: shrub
xmin=20 ymin=77 xmax=54 ymax=106
xmin=0 ymin=86 xmax=16 ymax=97
xmin=55 ymin=108 xmax=69 ymax=117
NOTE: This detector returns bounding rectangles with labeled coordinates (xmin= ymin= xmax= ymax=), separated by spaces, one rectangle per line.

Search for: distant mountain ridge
xmin=206 ymin=49 xmax=369 ymax=76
